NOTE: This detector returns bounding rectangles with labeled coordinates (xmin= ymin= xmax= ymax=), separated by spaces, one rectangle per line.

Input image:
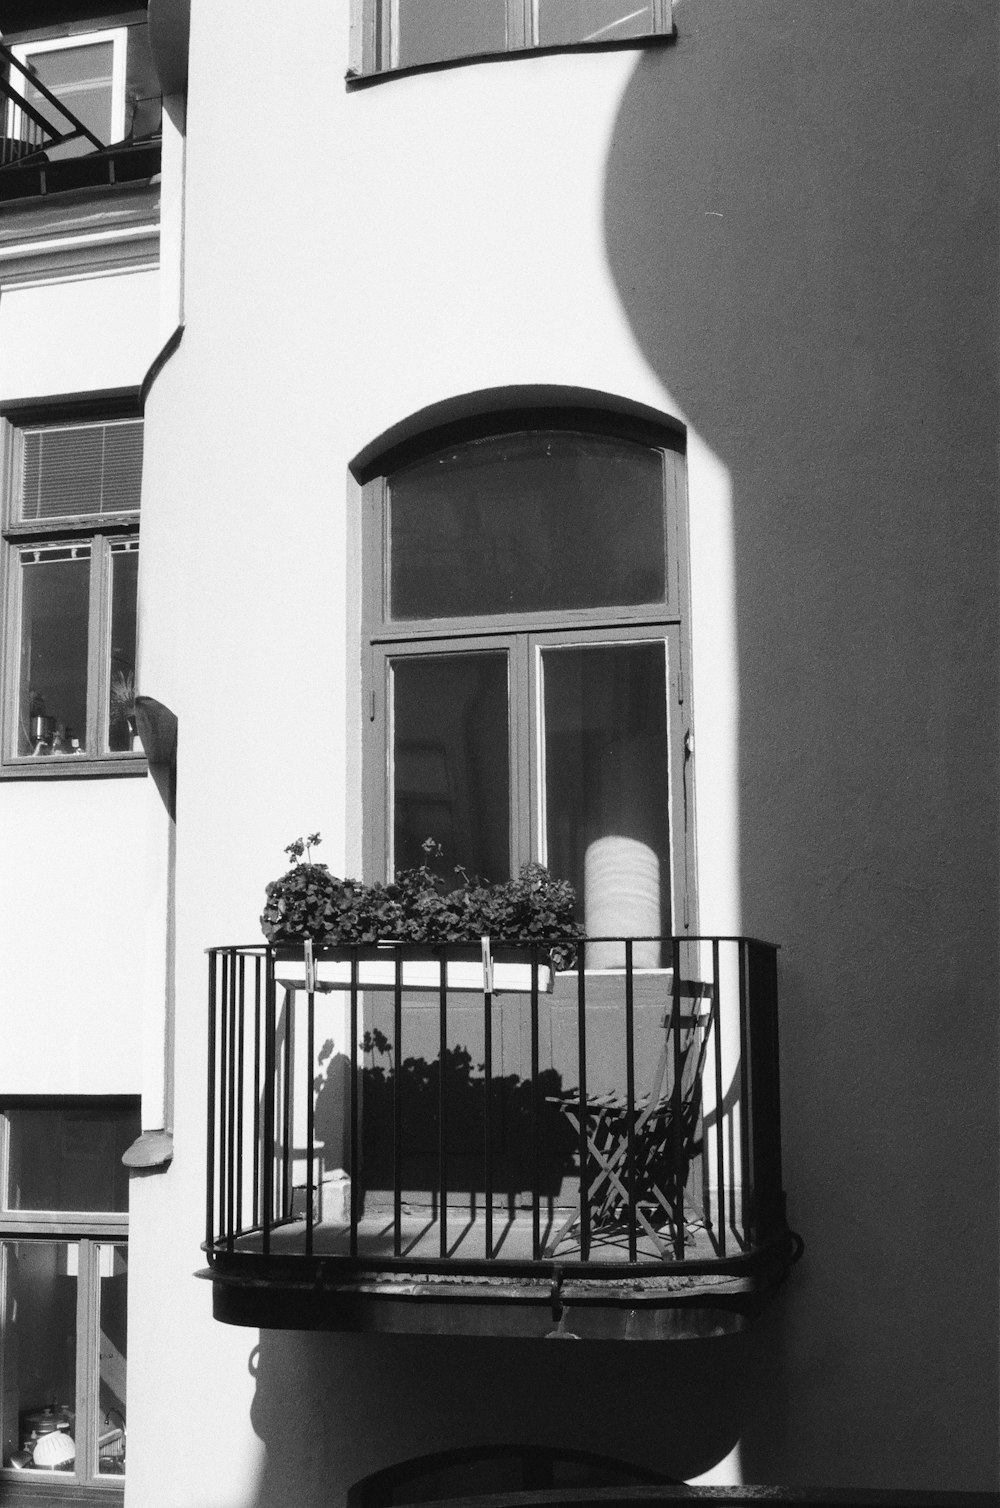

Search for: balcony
xmin=0 ymin=39 xmax=161 ymax=202
xmin=204 ymin=938 xmax=797 ymax=1339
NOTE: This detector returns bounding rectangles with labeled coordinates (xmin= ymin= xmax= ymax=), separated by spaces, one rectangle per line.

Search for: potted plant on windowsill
xmin=260 ymin=835 xmax=582 ymax=994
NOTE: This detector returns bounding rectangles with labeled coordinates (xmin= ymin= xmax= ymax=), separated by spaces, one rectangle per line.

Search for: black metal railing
xmin=205 ymin=937 xmax=786 ymax=1283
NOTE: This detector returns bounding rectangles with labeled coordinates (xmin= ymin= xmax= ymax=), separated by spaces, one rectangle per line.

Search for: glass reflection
xmin=542 ymin=641 xmax=671 ymax=966
xmin=17 ymin=547 xmax=89 ymax=757
xmin=392 ymin=653 xmax=510 ymax=882
xmin=389 ymin=431 xmax=666 ymax=620
xmin=1 ymin=1241 xmax=77 ymax=1472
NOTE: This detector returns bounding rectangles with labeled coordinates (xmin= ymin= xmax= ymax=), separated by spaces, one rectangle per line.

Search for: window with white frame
xmin=1 ymin=407 xmax=143 ymax=773
xmin=362 ymin=415 xmax=692 ymax=961
xmin=350 ymin=0 xmax=673 ymax=78
xmin=5 ymin=28 xmax=129 ymax=158
xmin=0 ymin=1099 xmax=138 ymax=1485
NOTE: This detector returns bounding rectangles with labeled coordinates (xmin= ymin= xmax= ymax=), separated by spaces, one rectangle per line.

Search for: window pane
xmin=395 ymin=0 xmax=507 ymax=68
xmin=20 ymin=420 xmax=144 ymax=523
xmin=389 ymin=432 xmax=666 ymax=620
xmin=16 ymin=546 xmax=90 ymax=757
xmin=542 ymin=642 xmax=671 ymax=966
xmin=1 ymin=1241 xmax=77 ymax=1472
xmin=23 ymin=42 xmax=114 ymax=157
xmin=6 ymin=1103 xmax=138 ymax=1213
xmin=96 ymin=1246 xmax=127 ymax=1476
xmin=537 ymin=0 xmax=658 ymax=45
xmin=107 ymin=546 xmax=138 ymax=753
xmin=392 ymin=654 xmax=510 ymax=881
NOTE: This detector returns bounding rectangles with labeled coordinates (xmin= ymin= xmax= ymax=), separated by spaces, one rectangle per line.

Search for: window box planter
xmin=272 ymin=943 xmax=554 ymax=995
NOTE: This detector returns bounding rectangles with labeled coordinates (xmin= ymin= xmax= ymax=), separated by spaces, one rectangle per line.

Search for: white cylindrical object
xmin=584 ymin=835 xmax=661 ymax=969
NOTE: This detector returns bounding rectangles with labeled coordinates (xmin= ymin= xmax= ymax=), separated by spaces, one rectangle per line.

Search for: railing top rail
xmin=206 ymin=935 xmax=779 ymax=955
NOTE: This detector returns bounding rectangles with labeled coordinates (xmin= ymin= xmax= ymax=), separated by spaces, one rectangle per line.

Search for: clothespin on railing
xmin=304 ymin=937 xmax=317 ymax=994
xmin=481 ymin=935 xmax=493 ymax=995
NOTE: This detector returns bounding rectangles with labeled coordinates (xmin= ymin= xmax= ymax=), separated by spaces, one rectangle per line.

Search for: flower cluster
xmin=260 ymin=835 xmax=582 ymax=968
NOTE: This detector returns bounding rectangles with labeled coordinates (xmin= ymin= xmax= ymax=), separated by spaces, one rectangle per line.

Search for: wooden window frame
xmin=348 ymin=0 xmax=673 ymax=81
xmin=0 ymin=1104 xmax=130 ymax=1499
xmin=361 ymin=413 xmax=695 ymax=933
xmin=0 ymin=403 xmax=144 ymax=780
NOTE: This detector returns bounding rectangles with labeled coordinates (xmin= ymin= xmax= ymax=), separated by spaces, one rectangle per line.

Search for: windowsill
xmin=345 ymin=29 xmax=676 ymax=90
xmin=0 ymin=755 xmax=147 ymax=780
xmin=0 ymin=1470 xmax=125 ymax=1502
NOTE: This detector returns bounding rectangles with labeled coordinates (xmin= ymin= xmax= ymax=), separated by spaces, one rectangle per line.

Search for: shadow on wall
xmin=246 ymin=1328 xmax=749 ymax=1508
xmin=603 ymin=0 xmax=998 ymax=1490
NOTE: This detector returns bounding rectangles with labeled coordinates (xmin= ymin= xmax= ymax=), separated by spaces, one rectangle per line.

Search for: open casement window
xmin=5 ymin=29 xmax=129 ymax=159
xmin=1 ymin=410 xmax=143 ymax=776
xmin=0 ymin=1100 xmax=137 ymax=1490
xmin=362 ymin=419 xmax=693 ymax=958
xmin=349 ymin=0 xmax=673 ymax=78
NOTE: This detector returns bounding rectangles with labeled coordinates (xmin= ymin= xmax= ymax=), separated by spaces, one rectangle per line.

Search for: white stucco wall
xmin=125 ymin=1 xmax=998 ymax=1505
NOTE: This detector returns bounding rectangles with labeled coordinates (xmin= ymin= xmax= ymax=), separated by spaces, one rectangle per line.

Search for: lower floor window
xmin=1 ymin=1239 xmax=127 ymax=1478
xmin=0 ymin=1098 xmax=135 ymax=1483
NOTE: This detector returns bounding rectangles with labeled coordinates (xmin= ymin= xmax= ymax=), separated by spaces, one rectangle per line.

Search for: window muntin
xmin=352 ymin=0 xmax=672 ymax=78
xmin=6 ymin=29 xmax=128 ymax=158
xmin=388 ymin=431 xmax=667 ymax=621
xmin=365 ymin=420 xmax=690 ymax=944
xmin=0 ymin=1101 xmax=135 ymax=1481
xmin=2 ymin=414 xmax=142 ymax=773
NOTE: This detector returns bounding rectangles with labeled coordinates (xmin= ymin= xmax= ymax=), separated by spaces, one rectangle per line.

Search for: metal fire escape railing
xmin=205 ymin=937 xmax=793 ymax=1292
xmin=0 ymin=41 xmax=106 ymax=167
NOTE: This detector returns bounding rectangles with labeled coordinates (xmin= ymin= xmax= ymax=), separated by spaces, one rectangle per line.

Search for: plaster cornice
xmin=0 ymin=180 xmax=160 ymax=288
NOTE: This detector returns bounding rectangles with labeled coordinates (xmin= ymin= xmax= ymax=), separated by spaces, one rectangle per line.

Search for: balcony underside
xmin=205 ymin=1206 xmax=794 ymax=1338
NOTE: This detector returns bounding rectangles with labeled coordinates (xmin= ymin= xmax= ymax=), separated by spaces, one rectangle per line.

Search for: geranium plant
xmin=261 ymin=835 xmax=582 ymax=969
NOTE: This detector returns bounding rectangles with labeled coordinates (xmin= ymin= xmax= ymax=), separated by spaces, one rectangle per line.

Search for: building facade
xmin=0 ymin=1 xmax=997 ymax=1505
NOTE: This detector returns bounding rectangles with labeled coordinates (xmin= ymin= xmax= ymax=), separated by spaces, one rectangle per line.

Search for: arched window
xmin=361 ymin=411 xmax=692 ymax=952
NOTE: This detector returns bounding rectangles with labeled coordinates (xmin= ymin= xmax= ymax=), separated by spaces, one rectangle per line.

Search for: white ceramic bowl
xmin=32 ymin=1430 xmax=76 ymax=1468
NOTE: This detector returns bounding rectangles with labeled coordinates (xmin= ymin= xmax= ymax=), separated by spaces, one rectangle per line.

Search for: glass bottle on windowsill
xmin=30 ymin=714 xmax=53 ymax=755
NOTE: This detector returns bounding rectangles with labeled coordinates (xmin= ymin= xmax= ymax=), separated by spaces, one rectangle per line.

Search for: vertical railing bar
xmin=226 ymin=951 xmax=238 ymax=1250
xmin=625 ymin=938 xmax=637 ymax=1262
xmin=739 ymin=940 xmax=751 ymax=1247
xmin=282 ymin=969 xmax=294 ymax=1221
xmin=218 ymin=952 xmax=229 ymax=1251
xmin=712 ymin=939 xmax=726 ymax=1258
xmin=530 ymin=944 xmax=540 ymax=1261
xmin=393 ymin=946 xmax=403 ymax=1259
xmin=767 ymin=944 xmax=783 ymax=1241
xmin=305 ymin=983 xmax=315 ymax=1257
xmin=206 ymin=952 xmax=218 ymax=1253
xmin=438 ymin=949 xmax=448 ymax=1259
xmin=670 ymin=937 xmax=684 ymax=1259
xmin=235 ymin=953 xmax=246 ymax=1236
xmin=253 ymin=955 xmax=262 ymax=1230
xmin=483 ymin=959 xmax=494 ymax=1261
xmin=262 ymin=951 xmax=276 ymax=1257
xmin=577 ymin=942 xmax=589 ymax=1261
xmin=349 ymin=950 xmax=360 ymax=1258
